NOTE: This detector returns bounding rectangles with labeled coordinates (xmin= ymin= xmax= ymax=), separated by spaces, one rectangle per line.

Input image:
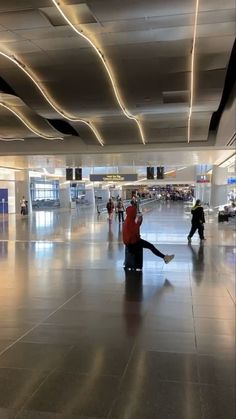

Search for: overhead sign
xmin=90 ymin=174 xmax=138 ymax=182
xmin=196 ymin=175 xmax=211 ymax=183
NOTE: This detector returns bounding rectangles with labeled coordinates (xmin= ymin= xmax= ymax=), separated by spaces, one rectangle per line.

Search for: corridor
xmin=0 ymin=202 xmax=235 ymax=419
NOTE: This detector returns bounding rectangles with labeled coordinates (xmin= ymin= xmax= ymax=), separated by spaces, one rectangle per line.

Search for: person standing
xmin=20 ymin=196 xmax=26 ymax=215
xmin=106 ymin=198 xmax=114 ymax=222
xmin=130 ymin=195 xmax=137 ymax=207
xmin=187 ymin=199 xmax=206 ymax=242
xmin=123 ymin=205 xmax=175 ymax=264
xmin=117 ymin=198 xmax=125 ymax=223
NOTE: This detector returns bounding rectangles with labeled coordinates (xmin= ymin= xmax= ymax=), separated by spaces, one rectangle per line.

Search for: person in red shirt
xmin=123 ymin=205 xmax=175 ymax=264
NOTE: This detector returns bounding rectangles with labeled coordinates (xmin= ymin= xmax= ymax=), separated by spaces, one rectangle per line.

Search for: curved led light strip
xmin=0 ymin=137 xmax=24 ymax=141
xmin=0 ymin=51 xmax=104 ymax=146
xmin=0 ymin=102 xmax=63 ymax=140
xmin=188 ymin=0 xmax=200 ymax=143
xmin=51 ymin=0 xmax=146 ymax=145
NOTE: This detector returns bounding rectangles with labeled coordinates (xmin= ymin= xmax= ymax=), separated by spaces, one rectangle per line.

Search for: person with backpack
xmin=20 ymin=196 xmax=26 ymax=215
xmin=117 ymin=198 xmax=125 ymax=223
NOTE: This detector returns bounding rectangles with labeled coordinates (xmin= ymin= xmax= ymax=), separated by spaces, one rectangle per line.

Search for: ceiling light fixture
xmin=0 ymin=51 xmax=104 ymax=146
xmin=51 ymin=0 xmax=146 ymax=145
xmin=187 ymin=0 xmax=200 ymax=143
xmin=219 ymin=153 xmax=236 ymax=168
xmin=0 ymin=102 xmax=63 ymax=140
xmin=0 ymin=137 xmax=24 ymax=141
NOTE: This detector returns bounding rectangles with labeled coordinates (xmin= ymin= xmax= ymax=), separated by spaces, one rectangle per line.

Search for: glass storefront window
xmin=30 ymin=178 xmax=60 ymax=209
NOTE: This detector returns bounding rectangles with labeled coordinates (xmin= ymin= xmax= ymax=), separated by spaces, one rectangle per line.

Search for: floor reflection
xmin=188 ymin=243 xmax=205 ymax=284
xmin=124 ymin=270 xmax=143 ymax=336
xmin=107 ymin=222 xmax=114 ymax=259
xmin=0 ymin=202 xmax=235 ymax=418
xmin=117 ymin=223 xmax=123 ymax=251
xmin=0 ymin=241 xmax=8 ymax=258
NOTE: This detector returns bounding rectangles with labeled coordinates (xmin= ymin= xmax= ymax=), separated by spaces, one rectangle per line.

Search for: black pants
xmin=128 ymin=238 xmax=165 ymax=259
xmin=188 ymin=223 xmax=204 ymax=239
xmin=118 ymin=211 xmax=124 ymax=222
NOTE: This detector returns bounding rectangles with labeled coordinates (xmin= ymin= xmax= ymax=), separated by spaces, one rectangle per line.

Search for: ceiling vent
xmin=40 ymin=3 xmax=98 ymax=27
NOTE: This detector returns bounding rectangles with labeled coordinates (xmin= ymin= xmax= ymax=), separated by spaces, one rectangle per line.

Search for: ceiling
xmin=0 ymin=149 xmax=234 ymax=170
xmin=0 ymin=0 xmax=235 ymax=163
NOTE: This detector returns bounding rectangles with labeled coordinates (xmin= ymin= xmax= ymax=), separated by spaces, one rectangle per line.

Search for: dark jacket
xmin=191 ymin=204 xmax=205 ymax=225
xmin=123 ymin=206 xmax=142 ymax=245
xmin=106 ymin=200 xmax=114 ymax=213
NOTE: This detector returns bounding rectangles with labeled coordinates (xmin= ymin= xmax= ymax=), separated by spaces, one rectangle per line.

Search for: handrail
xmin=96 ymin=197 xmax=157 ymax=215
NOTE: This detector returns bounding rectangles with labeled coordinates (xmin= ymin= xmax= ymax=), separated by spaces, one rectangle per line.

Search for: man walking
xmin=187 ymin=199 xmax=206 ymax=242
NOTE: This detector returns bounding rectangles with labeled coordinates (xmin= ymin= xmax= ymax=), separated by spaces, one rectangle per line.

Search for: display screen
xmin=66 ymin=168 xmax=73 ymax=181
xmin=147 ymin=167 xmax=154 ymax=179
xmin=157 ymin=167 xmax=164 ymax=179
xmin=75 ymin=168 xmax=82 ymax=181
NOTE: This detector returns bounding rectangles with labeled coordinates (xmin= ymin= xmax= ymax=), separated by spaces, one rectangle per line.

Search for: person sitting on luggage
xmin=123 ymin=205 xmax=174 ymax=264
xmin=228 ymin=202 xmax=236 ymax=217
xmin=187 ymin=199 xmax=206 ymax=242
xmin=223 ymin=205 xmax=229 ymax=214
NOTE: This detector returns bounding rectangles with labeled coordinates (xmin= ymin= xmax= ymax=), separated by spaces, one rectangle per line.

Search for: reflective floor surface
xmin=0 ymin=202 xmax=235 ymax=419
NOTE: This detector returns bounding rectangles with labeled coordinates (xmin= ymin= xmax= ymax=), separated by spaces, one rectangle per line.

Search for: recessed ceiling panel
xmin=40 ymin=4 xmax=98 ymax=26
xmin=0 ymin=0 xmax=234 ymax=151
xmin=0 ymin=10 xmax=52 ymax=30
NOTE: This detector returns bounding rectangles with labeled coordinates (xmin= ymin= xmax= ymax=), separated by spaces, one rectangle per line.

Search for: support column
xmin=210 ymin=166 xmax=228 ymax=207
xmin=195 ymin=184 xmax=211 ymax=205
xmin=85 ymin=187 xmax=95 ymax=205
xmin=59 ymin=181 xmax=71 ymax=209
xmin=15 ymin=170 xmax=31 ymax=214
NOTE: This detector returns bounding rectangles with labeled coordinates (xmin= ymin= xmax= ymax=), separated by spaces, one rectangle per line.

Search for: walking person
xmin=187 ymin=199 xmax=206 ymax=242
xmin=20 ymin=196 xmax=26 ymax=215
xmin=106 ymin=198 xmax=114 ymax=222
xmin=117 ymin=198 xmax=125 ymax=223
xmin=123 ymin=205 xmax=175 ymax=264
xmin=130 ymin=195 xmax=137 ymax=207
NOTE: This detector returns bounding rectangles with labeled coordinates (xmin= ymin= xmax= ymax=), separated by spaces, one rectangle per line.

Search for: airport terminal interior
xmin=0 ymin=1 xmax=235 ymax=418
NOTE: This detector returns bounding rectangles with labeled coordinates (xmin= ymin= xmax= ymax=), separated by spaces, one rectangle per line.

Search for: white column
xmin=59 ymin=181 xmax=71 ymax=208
xmin=195 ymin=184 xmax=211 ymax=205
xmin=15 ymin=170 xmax=31 ymax=214
xmin=85 ymin=187 xmax=95 ymax=205
xmin=210 ymin=166 xmax=228 ymax=207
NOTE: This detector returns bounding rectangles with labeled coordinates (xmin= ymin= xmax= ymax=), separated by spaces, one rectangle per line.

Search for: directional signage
xmin=90 ymin=174 xmax=138 ymax=182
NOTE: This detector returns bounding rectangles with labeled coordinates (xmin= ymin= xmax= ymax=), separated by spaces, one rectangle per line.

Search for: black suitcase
xmin=124 ymin=245 xmax=143 ymax=270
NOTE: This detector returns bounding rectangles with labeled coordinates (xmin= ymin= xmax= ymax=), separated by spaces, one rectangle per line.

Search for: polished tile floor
xmin=0 ymin=202 xmax=235 ymax=419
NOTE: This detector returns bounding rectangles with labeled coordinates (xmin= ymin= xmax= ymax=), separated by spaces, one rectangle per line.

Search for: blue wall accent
xmin=0 ymin=189 xmax=8 ymax=214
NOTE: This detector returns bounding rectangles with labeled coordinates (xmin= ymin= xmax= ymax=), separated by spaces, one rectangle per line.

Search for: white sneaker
xmin=164 ymin=254 xmax=175 ymax=264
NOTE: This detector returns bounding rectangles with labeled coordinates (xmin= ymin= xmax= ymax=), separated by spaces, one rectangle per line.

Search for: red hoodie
xmin=123 ymin=206 xmax=142 ymax=245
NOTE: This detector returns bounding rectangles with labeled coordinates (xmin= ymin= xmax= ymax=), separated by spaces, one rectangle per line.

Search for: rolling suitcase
xmin=124 ymin=245 xmax=143 ymax=270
